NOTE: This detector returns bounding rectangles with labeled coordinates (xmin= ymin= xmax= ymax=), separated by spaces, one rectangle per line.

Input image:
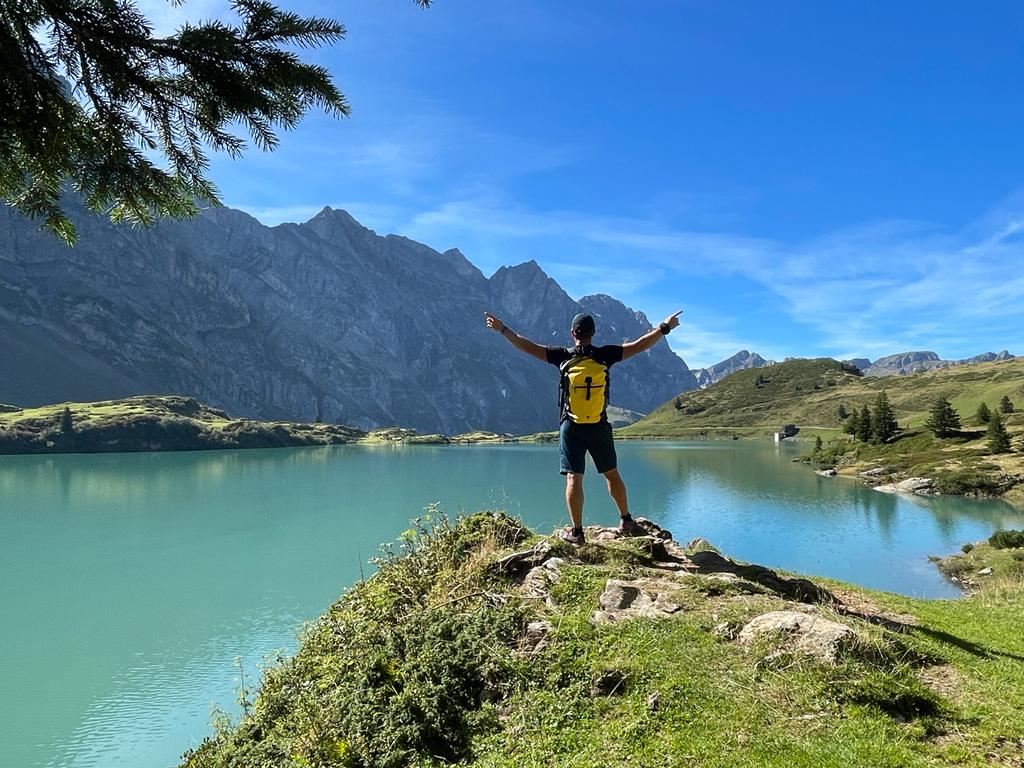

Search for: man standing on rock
xmin=484 ymin=308 xmax=682 ymax=544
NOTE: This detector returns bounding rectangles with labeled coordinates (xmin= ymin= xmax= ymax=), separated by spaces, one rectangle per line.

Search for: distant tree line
xmin=837 ymin=393 xmax=1019 ymax=454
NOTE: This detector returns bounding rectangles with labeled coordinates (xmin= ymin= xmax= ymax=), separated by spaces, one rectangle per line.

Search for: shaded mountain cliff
xmin=0 ymin=202 xmax=696 ymax=434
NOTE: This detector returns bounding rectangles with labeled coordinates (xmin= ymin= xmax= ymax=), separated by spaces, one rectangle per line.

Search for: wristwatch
xmin=659 ymin=322 xmax=671 ymax=335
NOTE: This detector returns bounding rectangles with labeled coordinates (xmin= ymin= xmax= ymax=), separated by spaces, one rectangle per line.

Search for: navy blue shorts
xmin=559 ymin=420 xmax=617 ymax=475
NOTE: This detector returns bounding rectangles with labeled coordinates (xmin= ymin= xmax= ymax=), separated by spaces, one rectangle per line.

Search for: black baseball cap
xmin=571 ymin=313 xmax=595 ymax=336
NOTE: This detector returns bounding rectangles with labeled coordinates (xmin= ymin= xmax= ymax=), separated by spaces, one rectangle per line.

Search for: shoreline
xmin=4 ymin=398 xmax=1022 ymax=511
xmin=177 ymin=513 xmax=1024 ymax=767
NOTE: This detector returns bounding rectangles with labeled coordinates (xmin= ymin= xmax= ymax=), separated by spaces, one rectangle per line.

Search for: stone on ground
xmin=592 ymin=578 xmax=683 ymax=623
xmin=738 ymin=610 xmax=858 ymax=663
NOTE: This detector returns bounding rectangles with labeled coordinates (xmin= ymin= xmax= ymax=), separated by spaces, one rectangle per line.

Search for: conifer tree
xmin=871 ymin=391 xmax=898 ymax=443
xmin=1 ymin=0 xmax=430 ymax=243
xmin=1000 ymin=395 xmax=1015 ymax=414
xmin=837 ymin=403 xmax=849 ymax=420
xmin=844 ymin=408 xmax=860 ymax=436
xmin=857 ymin=404 xmax=873 ymax=443
xmin=987 ymin=410 xmax=1012 ymax=453
xmin=976 ymin=402 xmax=991 ymax=424
xmin=925 ymin=396 xmax=961 ymax=438
xmin=60 ymin=406 xmax=73 ymax=433
xmin=814 ymin=435 xmax=823 ymax=455
xmin=674 ymin=396 xmax=683 ymax=411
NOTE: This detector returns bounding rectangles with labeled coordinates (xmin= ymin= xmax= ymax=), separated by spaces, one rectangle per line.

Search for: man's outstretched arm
xmin=485 ymin=312 xmax=548 ymax=362
xmin=621 ymin=310 xmax=683 ymax=361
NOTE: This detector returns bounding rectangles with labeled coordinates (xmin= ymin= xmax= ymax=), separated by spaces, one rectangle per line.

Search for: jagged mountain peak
xmin=309 ymin=206 xmax=359 ymax=225
xmin=438 ymin=248 xmax=486 ymax=281
xmin=305 ymin=207 xmax=376 ymax=242
xmin=695 ymin=349 xmax=774 ymax=388
xmin=491 ymin=259 xmax=550 ymax=281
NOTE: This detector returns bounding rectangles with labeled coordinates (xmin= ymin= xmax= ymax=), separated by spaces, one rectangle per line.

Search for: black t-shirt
xmin=546 ymin=344 xmax=624 ymax=423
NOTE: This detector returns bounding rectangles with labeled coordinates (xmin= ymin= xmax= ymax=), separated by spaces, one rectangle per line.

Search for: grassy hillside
xmin=180 ymin=513 xmax=1024 ymax=768
xmin=621 ymin=358 xmax=1024 ymax=504
xmin=0 ymin=396 xmax=531 ymax=454
xmin=622 ymin=357 xmax=1024 ymax=440
xmin=0 ymin=396 xmax=368 ymax=453
xmin=618 ymin=356 xmax=1024 ymax=438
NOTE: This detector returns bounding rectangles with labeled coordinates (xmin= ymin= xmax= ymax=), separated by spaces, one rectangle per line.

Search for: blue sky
xmin=140 ymin=1 xmax=1024 ymax=367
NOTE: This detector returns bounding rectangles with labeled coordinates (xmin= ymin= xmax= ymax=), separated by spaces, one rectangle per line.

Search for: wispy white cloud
xmin=667 ymin=321 xmax=777 ymax=371
xmin=395 ymin=190 xmax=1024 ymax=363
xmin=544 ymin=261 xmax=665 ymax=300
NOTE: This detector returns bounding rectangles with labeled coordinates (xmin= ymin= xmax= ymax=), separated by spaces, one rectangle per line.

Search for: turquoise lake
xmin=2 ymin=440 xmax=1023 ymax=768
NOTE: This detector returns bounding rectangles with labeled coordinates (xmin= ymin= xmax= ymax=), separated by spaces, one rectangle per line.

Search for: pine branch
xmin=1 ymin=0 xmax=426 ymax=243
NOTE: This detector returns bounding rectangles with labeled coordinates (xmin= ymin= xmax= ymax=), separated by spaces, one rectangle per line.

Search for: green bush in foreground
xmin=183 ymin=511 xmax=531 ymax=768
xmin=989 ymin=530 xmax=1024 ymax=550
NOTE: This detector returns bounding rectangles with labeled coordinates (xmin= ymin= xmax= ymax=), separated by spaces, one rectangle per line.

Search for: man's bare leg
xmin=603 ymin=467 xmax=629 ymax=518
xmin=565 ymin=472 xmax=584 ymax=530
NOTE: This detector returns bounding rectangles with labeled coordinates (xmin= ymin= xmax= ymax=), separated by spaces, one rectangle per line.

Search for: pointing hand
xmin=663 ymin=309 xmax=683 ymax=332
xmin=484 ymin=312 xmax=506 ymax=334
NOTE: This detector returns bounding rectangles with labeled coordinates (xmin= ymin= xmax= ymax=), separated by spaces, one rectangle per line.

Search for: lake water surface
xmin=2 ymin=441 xmax=1023 ymax=768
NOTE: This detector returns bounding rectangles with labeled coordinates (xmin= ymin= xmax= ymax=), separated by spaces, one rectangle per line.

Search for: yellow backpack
xmin=560 ymin=353 xmax=609 ymax=423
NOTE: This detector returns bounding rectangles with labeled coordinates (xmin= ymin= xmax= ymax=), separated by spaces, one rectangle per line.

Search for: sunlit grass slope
xmin=622 ymin=358 xmax=1024 ymax=439
xmin=180 ymin=513 xmax=1024 ymax=768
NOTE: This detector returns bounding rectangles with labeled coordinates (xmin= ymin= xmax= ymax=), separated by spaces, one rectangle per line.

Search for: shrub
xmin=988 ymin=530 xmax=1024 ymax=550
xmin=961 ymin=543 xmax=975 ymax=554
xmin=182 ymin=511 xmax=532 ymax=768
xmin=933 ymin=470 xmax=1002 ymax=496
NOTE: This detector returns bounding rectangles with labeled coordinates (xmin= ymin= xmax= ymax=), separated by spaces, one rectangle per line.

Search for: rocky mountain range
xmin=0 ymin=200 xmax=697 ymax=434
xmin=851 ymin=350 xmax=1015 ymax=377
xmin=694 ymin=350 xmax=774 ymax=388
xmin=691 ymin=346 xmax=1016 ymax=389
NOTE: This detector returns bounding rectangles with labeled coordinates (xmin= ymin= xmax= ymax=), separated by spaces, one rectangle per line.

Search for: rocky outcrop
xmin=0 ymin=202 xmax=697 ymax=434
xmin=843 ymin=358 xmax=872 ymax=373
xmin=695 ymin=350 xmax=773 ymax=388
xmin=874 ymin=477 xmax=934 ymax=495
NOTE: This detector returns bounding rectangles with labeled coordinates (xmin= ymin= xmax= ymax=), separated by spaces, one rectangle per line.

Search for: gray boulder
xmin=591 ymin=578 xmax=684 ymax=623
xmin=738 ymin=610 xmax=857 ymax=663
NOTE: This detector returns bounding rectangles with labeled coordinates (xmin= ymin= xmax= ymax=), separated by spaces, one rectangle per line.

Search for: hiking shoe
xmin=560 ymin=526 xmax=586 ymax=546
xmin=618 ymin=516 xmax=647 ymax=537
